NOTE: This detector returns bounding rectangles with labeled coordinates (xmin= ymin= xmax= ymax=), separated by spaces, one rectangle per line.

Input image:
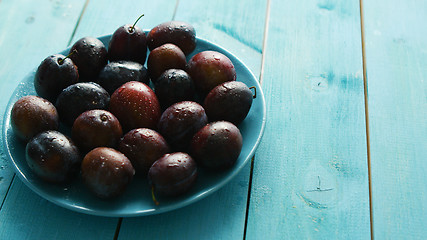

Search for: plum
xmin=72 ymin=110 xmax=123 ymax=153
xmin=69 ymin=37 xmax=108 ymax=81
xmin=157 ymin=101 xmax=208 ymax=151
xmin=186 ymin=51 xmax=236 ymax=98
xmin=204 ymin=81 xmax=253 ymax=125
xmin=108 ymin=15 xmax=148 ymax=64
xmin=147 ymin=43 xmax=186 ymax=82
xmin=34 ymin=53 xmax=79 ymax=102
xmin=97 ymin=61 xmax=149 ymax=95
xmin=11 ymin=95 xmax=59 ymax=141
xmin=147 ymin=21 xmax=196 ymax=55
xmin=148 ymin=152 xmax=197 ymax=197
xmin=81 ymin=147 xmax=135 ymax=199
xmin=119 ymin=128 xmax=170 ymax=175
xmin=26 ymin=130 xmax=81 ymax=183
xmin=154 ymin=69 xmax=195 ymax=109
xmin=109 ymin=81 xmax=161 ymax=131
xmin=191 ymin=121 xmax=242 ymax=170
xmin=55 ymin=82 xmax=110 ymax=126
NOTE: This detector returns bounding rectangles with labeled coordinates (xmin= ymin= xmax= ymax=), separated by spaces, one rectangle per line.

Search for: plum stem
xmin=58 ymin=49 xmax=77 ymax=65
xmin=249 ymin=86 xmax=257 ymax=98
xmin=130 ymin=14 xmax=144 ymax=32
xmin=151 ymin=185 xmax=159 ymax=206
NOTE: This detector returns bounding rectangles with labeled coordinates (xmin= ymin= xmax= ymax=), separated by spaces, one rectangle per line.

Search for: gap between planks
xmin=243 ymin=0 xmax=271 ymax=239
xmin=359 ymin=0 xmax=374 ymax=239
xmin=172 ymin=0 xmax=180 ymax=20
xmin=0 ymin=174 xmax=15 ymax=210
xmin=258 ymin=0 xmax=271 ymax=86
xmin=67 ymin=0 xmax=90 ymax=46
xmin=114 ymin=217 xmax=123 ymax=240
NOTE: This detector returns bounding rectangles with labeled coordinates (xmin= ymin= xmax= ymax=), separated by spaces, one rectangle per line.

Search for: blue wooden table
xmin=0 ymin=0 xmax=425 ymax=239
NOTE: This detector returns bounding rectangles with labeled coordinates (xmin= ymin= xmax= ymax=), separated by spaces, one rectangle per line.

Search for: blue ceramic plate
xmin=2 ymin=34 xmax=266 ymax=217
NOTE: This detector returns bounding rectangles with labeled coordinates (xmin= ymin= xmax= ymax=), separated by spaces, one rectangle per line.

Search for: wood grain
xmin=362 ymin=0 xmax=427 ymax=239
xmin=0 ymin=179 xmax=116 ymax=239
xmin=117 ymin=0 xmax=267 ymax=239
xmin=245 ymin=0 xmax=371 ymax=239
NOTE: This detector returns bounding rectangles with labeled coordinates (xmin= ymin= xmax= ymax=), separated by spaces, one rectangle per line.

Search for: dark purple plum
xmin=72 ymin=110 xmax=123 ymax=153
xmin=26 ymin=130 xmax=81 ymax=183
xmin=191 ymin=121 xmax=242 ymax=170
xmin=187 ymin=50 xmax=236 ymax=98
xmin=154 ymin=69 xmax=195 ymax=109
xmin=147 ymin=43 xmax=186 ymax=82
xmin=157 ymin=101 xmax=208 ymax=151
xmin=147 ymin=21 xmax=196 ymax=55
xmin=204 ymin=81 xmax=253 ymax=125
xmin=11 ymin=95 xmax=59 ymax=141
xmin=69 ymin=37 xmax=108 ymax=81
xmin=108 ymin=15 xmax=147 ymax=64
xmin=119 ymin=128 xmax=170 ymax=175
xmin=55 ymin=82 xmax=110 ymax=126
xmin=81 ymin=147 xmax=135 ymax=199
xmin=97 ymin=61 xmax=149 ymax=94
xmin=109 ymin=81 xmax=161 ymax=131
xmin=34 ymin=53 xmax=79 ymax=102
xmin=148 ymin=152 xmax=197 ymax=198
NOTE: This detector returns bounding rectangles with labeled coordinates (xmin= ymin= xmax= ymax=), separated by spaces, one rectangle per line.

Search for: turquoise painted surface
xmin=363 ymin=0 xmax=427 ymax=239
xmin=0 ymin=180 xmax=116 ymax=239
xmin=245 ymin=0 xmax=371 ymax=239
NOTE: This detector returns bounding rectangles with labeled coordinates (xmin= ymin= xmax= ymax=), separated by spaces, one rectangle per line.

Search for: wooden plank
xmin=0 ymin=179 xmax=116 ymax=239
xmin=362 ymin=0 xmax=427 ymax=239
xmin=245 ymin=0 xmax=371 ymax=239
xmin=118 ymin=0 xmax=267 ymax=239
xmin=0 ymin=0 xmax=87 ymax=206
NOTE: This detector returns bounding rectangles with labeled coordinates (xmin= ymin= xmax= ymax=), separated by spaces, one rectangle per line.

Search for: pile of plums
xmin=10 ymin=16 xmax=255 ymax=203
